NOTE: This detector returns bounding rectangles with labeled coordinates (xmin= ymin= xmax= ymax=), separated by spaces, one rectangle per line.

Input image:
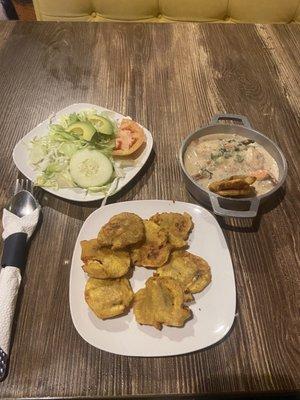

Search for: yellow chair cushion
xmin=33 ymin=0 xmax=300 ymax=23
xmin=33 ymin=0 xmax=93 ymax=21
xmin=160 ymin=0 xmax=228 ymax=22
xmin=229 ymin=0 xmax=300 ymax=23
xmin=295 ymin=3 xmax=300 ymax=22
xmin=92 ymin=0 xmax=158 ymax=21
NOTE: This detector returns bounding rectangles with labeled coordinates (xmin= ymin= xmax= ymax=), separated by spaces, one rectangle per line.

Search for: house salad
xmin=28 ymin=110 xmax=146 ymax=194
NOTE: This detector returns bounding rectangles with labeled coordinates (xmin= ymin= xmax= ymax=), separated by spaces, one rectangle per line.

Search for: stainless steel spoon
xmin=0 ymin=180 xmax=40 ymax=382
xmin=7 ymin=189 xmax=39 ymax=217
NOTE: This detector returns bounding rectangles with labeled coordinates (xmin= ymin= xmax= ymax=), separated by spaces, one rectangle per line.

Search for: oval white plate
xmin=13 ymin=103 xmax=153 ymax=202
xmin=70 ymin=200 xmax=236 ymax=357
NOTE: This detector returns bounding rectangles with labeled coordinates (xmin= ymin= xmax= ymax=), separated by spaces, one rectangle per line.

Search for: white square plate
xmin=13 ymin=103 xmax=153 ymax=202
xmin=70 ymin=200 xmax=236 ymax=356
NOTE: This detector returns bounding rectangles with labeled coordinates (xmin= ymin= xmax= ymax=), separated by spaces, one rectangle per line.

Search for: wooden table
xmin=0 ymin=21 xmax=299 ymax=399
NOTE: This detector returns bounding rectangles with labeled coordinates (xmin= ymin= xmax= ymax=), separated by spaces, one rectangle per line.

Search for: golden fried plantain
xmin=229 ymin=175 xmax=256 ymax=185
xmin=155 ymin=251 xmax=211 ymax=294
xmin=85 ymin=277 xmax=133 ymax=319
xmin=150 ymin=212 xmax=193 ymax=248
xmin=184 ymin=292 xmax=194 ymax=302
xmin=81 ymin=238 xmax=101 ymax=262
xmin=144 ymin=220 xmax=167 ymax=246
xmin=133 ymin=276 xmax=191 ymax=329
xmin=208 ymin=175 xmax=256 ymax=198
xmin=131 ymin=220 xmax=170 ymax=268
xmin=131 ymin=243 xmax=172 ymax=268
xmin=81 ymin=239 xmax=131 ymax=279
xmin=97 ymin=212 xmax=145 ymax=250
xmin=209 ymin=178 xmax=247 ymax=192
xmin=217 ymin=187 xmax=255 ymax=197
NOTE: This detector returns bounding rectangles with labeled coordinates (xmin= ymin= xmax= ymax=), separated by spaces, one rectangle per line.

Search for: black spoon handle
xmin=0 ymin=348 xmax=8 ymax=381
xmin=0 ymin=232 xmax=27 ymax=382
xmin=1 ymin=232 xmax=27 ymax=269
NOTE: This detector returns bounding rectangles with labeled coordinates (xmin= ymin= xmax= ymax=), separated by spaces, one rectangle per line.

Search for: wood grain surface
xmin=0 ymin=22 xmax=299 ymax=399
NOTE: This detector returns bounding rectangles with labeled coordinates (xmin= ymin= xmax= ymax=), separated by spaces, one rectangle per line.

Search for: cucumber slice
xmin=69 ymin=149 xmax=113 ymax=188
xmin=89 ymin=116 xmax=114 ymax=135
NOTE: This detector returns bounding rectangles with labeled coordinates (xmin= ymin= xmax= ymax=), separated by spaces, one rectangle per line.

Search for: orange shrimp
xmin=249 ymin=169 xmax=271 ymax=181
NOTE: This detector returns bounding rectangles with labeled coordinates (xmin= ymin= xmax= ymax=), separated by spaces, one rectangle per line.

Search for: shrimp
xmin=249 ymin=169 xmax=276 ymax=183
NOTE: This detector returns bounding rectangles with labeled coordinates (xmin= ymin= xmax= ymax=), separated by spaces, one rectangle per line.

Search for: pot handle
xmin=211 ymin=114 xmax=251 ymax=128
xmin=209 ymin=194 xmax=260 ymax=218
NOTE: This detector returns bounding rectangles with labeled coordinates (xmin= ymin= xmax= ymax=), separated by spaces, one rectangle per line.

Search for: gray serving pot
xmin=179 ymin=114 xmax=287 ymax=218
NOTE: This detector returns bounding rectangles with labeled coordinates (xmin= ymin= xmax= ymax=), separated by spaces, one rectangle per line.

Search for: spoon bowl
xmin=7 ymin=190 xmax=39 ymax=218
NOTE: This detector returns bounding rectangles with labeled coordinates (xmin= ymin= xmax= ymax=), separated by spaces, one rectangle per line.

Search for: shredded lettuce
xmin=59 ymin=142 xmax=78 ymax=157
xmin=59 ymin=112 xmax=79 ymax=128
xmin=87 ymin=184 xmax=112 ymax=194
xmin=28 ymin=109 xmax=125 ymax=193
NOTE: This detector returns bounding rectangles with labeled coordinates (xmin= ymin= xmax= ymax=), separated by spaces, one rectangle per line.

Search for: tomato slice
xmin=113 ymin=119 xmax=145 ymax=156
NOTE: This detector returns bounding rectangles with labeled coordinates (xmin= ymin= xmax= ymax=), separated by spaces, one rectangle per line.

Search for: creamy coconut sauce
xmin=184 ymin=134 xmax=279 ymax=196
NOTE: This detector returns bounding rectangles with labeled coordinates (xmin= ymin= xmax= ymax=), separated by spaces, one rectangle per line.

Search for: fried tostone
xmin=217 ymin=187 xmax=256 ymax=197
xmin=97 ymin=212 xmax=145 ymax=250
xmin=131 ymin=220 xmax=171 ymax=268
xmin=133 ymin=276 xmax=192 ymax=330
xmin=155 ymin=250 xmax=212 ymax=294
xmin=208 ymin=175 xmax=256 ymax=198
xmin=149 ymin=212 xmax=193 ymax=248
xmin=131 ymin=243 xmax=172 ymax=269
xmin=144 ymin=220 xmax=167 ymax=246
xmin=81 ymin=239 xmax=131 ymax=279
xmin=85 ymin=277 xmax=133 ymax=319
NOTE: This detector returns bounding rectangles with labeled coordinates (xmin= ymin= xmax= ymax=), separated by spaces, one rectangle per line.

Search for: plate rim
xmin=12 ymin=103 xmax=153 ymax=202
xmin=69 ymin=199 xmax=237 ymax=357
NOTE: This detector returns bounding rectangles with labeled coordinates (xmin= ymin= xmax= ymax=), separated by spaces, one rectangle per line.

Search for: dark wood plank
xmin=12 ymin=1 xmax=36 ymax=21
xmin=0 ymin=21 xmax=299 ymax=398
